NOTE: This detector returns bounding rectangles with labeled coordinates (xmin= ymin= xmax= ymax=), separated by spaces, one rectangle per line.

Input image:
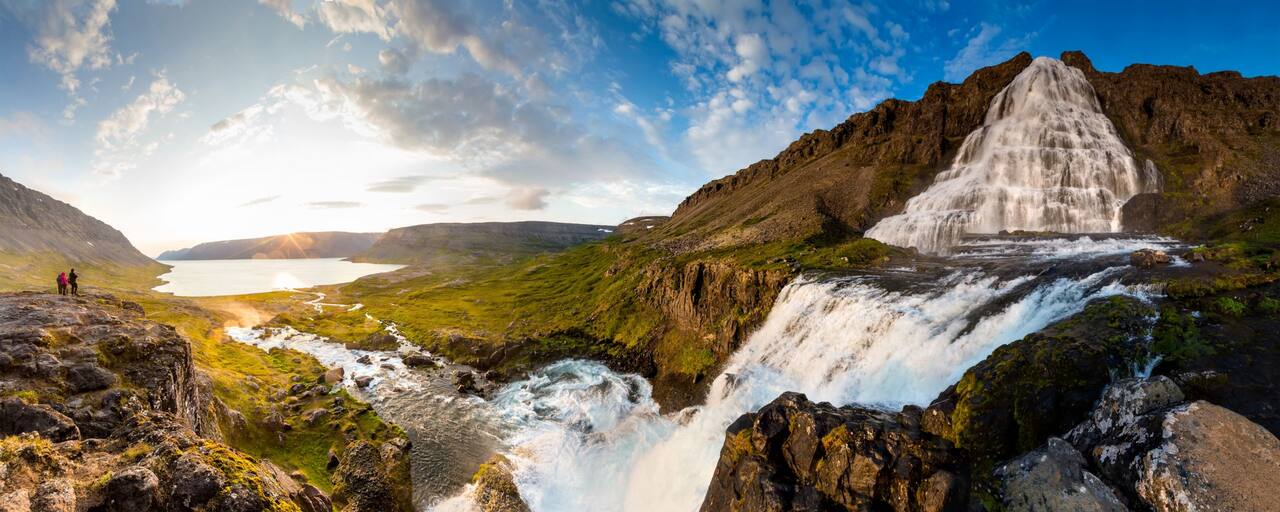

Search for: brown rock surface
xmin=1136 ymin=401 xmax=1280 ymax=511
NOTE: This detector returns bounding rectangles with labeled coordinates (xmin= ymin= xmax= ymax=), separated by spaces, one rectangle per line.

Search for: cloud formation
xmin=413 ymin=203 xmax=449 ymax=212
xmin=367 ymin=175 xmax=434 ymax=193
xmin=258 ymin=0 xmax=307 ymax=28
xmin=239 ymin=195 xmax=280 ymax=207
xmin=93 ymin=75 xmax=185 ymax=177
xmin=944 ymin=23 xmax=1033 ymax=82
xmin=504 ymin=186 xmax=549 ymax=210
xmin=307 ymin=201 xmax=364 ymax=209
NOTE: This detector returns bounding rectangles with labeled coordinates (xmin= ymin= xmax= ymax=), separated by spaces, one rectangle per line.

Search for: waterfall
xmin=434 ymin=236 xmax=1176 ymax=512
xmin=866 ymin=57 xmax=1162 ymax=254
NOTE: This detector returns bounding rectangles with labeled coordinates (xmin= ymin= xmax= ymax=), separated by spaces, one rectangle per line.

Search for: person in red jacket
xmin=56 ymin=272 xmax=67 ymax=295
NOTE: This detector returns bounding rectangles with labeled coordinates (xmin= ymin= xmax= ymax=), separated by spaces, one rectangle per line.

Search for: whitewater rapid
xmin=866 ymin=56 xmax=1162 ymax=253
xmin=431 ymin=236 xmax=1179 ymax=512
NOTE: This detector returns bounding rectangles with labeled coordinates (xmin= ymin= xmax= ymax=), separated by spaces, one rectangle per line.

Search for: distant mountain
xmin=0 ymin=173 xmax=156 ymax=268
xmin=350 ymin=221 xmax=615 ymax=265
xmin=157 ymin=232 xmax=382 ymax=260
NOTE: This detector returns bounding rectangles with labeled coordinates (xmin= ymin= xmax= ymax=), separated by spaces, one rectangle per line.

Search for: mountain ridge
xmin=157 ymin=231 xmax=382 ymax=260
xmin=350 ymin=220 xmax=615 ymax=266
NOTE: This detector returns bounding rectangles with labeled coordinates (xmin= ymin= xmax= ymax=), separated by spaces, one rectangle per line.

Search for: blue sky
xmin=1 ymin=0 xmax=1277 ymax=254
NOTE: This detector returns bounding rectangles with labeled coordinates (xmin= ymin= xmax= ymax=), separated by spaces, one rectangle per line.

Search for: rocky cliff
xmin=1057 ymin=51 xmax=1280 ymax=234
xmin=158 ymin=231 xmax=382 ymax=260
xmin=0 ymin=293 xmax=413 ymax=512
xmin=350 ymin=221 xmax=614 ymax=265
xmin=654 ymin=53 xmax=1033 ymax=253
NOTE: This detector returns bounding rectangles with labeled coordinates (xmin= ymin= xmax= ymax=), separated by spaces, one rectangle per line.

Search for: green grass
xmin=0 ymin=250 xmax=169 ymax=294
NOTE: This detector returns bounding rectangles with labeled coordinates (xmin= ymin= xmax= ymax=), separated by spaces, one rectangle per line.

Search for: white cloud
xmin=505 ymin=186 xmax=549 ymax=210
xmin=93 ymin=75 xmax=185 ymax=178
xmin=378 ymin=48 xmax=410 ymax=74
xmin=12 ymin=0 xmax=118 ymax=93
xmin=943 ymin=22 xmax=1032 ymax=82
xmin=258 ymin=0 xmax=307 ymax=28
xmin=316 ymin=0 xmax=389 ymax=38
xmin=618 ymin=0 xmax=910 ymax=176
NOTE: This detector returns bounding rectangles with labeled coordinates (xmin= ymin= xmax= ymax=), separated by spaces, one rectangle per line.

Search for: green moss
xmin=1258 ymin=296 xmax=1280 ymax=315
xmin=3 ymin=390 xmax=39 ymax=403
xmin=1214 ymin=296 xmax=1247 ymax=317
xmin=1151 ymin=307 xmax=1213 ymax=365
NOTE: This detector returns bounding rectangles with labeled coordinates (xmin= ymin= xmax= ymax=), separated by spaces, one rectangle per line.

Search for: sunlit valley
xmin=2 ymin=1 xmax=1280 ymax=512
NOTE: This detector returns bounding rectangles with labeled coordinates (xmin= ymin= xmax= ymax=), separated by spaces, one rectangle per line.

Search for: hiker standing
xmin=68 ymin=269 xmax=79 ymax=296
xmin=56 ymin=272 xmax=67 ymax=295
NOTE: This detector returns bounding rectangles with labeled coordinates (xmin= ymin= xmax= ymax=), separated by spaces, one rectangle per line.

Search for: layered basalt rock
xmin=700 ymin=392 xmax=969 ymax=512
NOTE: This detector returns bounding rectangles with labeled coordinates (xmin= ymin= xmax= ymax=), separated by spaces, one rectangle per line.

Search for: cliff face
xmin=1059 ymin=51 xmax=1280 ymax=234
xmin=352 ymin=221 xmax=614 ymax=265
xmin=654 ymin=53 xmax=1033 ymax=253
xmin=157 ymin=231 xmax=382 ymax=260
xmin=0 ymin=173 xmax=156 ymax=268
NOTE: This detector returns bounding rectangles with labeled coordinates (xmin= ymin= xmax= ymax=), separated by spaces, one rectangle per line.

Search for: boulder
xmin=1136 ymin=401 xmax=1280 ymax=511
xmin=354 ymin=375 xmax=374 ymax=389
xmin=324 ymin=367 xmax=346 ymax=385
xmin=700 ymin=392 xmax=967 ymax=512
xmin=1066 ymin=377 xmax=1189 ymax=494
xmin=303 ymin=408 xmax=331 ymax=427
xmin=101 ymin=466 xmax=159 ymax=512
xmin=169 ymin=452 xmax=224 ymax=509
xmin=64 ymin=362 xmax=116 ymax=392
xmin=402 ymin=352 xmax=435 ymax=367
xmin=995 ymin=438 xmax=1127 ymax=512
xmin=453 ymin=371 xmax=479 ymax=394
xmin=0 ymin=397 xmax=80 ymax=441
xmin=332 ymin=441 xmax=414 ymax=512
xmin=293 ymin=484 xmax=333 ymax=512
xmin=473 ymin=455 xmax=530 ymax=512
xmin=30 ymin=479 xmax=75 ymax=512
xmin=1129 ymin=249 xmax=1171 ymax=268
xmin=0 ymin=490 xmax=30 ymax=512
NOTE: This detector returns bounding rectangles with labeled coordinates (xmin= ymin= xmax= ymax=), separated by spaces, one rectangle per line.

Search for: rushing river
xmin=153 ymin=258 xmax=403 ymax=296
xmin=225 ymin=235 xmax=1186 ymax=511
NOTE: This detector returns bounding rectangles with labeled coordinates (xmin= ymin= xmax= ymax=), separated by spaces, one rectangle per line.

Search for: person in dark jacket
xmin=57 ymin=272 xmax=67 ymax=295
xmin=68 ymin=269 xmax=79 ymax=296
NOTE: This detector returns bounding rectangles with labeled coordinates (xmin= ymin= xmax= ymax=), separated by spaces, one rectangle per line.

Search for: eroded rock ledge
xmin=0 ymin=293 xmax=412 ymax=512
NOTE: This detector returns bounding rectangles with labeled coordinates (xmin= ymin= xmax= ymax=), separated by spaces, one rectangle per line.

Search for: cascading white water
xmin=866 ymin=57 xmax=1162 ymax=254
xmin=435 ymin=236 xmax=1174 ymax=512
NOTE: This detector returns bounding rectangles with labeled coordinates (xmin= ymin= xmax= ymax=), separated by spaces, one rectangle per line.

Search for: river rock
xmin=355 ymin=375 xmax=374 ymax=388
xmin=1066 ymin=377 xmax=1188 ymax=492
xmin=402 ymin=352 xmax=435 ymax=367
xmin=324 ymin=367 xmax=346 ymax=384
xmin=995 ymin=437 xmax=1127 ymax=512
xmin=1129 ymin=249 xmax=1171 ymax=268
xmin=332 ymin=440 xmax=414 ymax=512
xmin=1136 ymin=401 xmax=1280 ymax=511
xmin=454 ymin=370 xmax=479 ymax=394
xmin=473 ymin=455 xmax=530 ymax=512
xmin=700 ymin=392 xmax=967 ymax=512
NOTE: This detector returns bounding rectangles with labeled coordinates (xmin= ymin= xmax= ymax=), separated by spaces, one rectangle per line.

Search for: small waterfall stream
xmin=866 ymin=57 xmax=1162 ymax=253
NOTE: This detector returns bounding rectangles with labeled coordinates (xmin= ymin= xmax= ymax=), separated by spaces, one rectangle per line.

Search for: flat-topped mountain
xmin=350 ymin=221 xmax=614 ymax=265
xmin=158 ymin=231 xmax=382 ymax=260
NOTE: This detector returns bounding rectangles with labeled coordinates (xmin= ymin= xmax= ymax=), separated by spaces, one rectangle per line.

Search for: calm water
xmin=153 ymin=258 xmax=403 ymax=296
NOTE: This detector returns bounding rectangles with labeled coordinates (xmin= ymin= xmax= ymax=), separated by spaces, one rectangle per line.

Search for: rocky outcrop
xmin=0 ymin=293 xmax=350 ymax=512
xmin=700 ymin=392 xmax=968 ymax=512
xmin=351 ymin=221 xmax=613 ymax=265
xmin=0 ymin=293 xmax=208 ymax=437
xmin=157 ymin=231 xmax=382 ymax=260
xmin=994 ymin=437 xmax=1127 ymax=512
xmin=472 ymin=455 xmax=531 ymax=512
xmin=657 ymin=53 xmax=1033 ymax=253
xmin=332 ymin=440 xmax=414 ymax=512
xmin=1135 ymin=401 xmax=1280 ymax=511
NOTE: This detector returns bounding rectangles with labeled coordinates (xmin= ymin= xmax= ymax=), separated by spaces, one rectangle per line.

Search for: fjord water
xmin=866 ymin=57 xmax=1162 ymax=254
xmin=153 ymin=258 xmax=403 ymax=296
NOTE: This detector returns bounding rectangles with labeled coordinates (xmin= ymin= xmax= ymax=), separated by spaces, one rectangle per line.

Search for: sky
xmin=1 ymin=0 xmax=1278 ymax=256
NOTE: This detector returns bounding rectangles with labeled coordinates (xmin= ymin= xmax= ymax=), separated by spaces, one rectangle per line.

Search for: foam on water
xmin=866 ymin=57 xmax=1162 ymax=254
